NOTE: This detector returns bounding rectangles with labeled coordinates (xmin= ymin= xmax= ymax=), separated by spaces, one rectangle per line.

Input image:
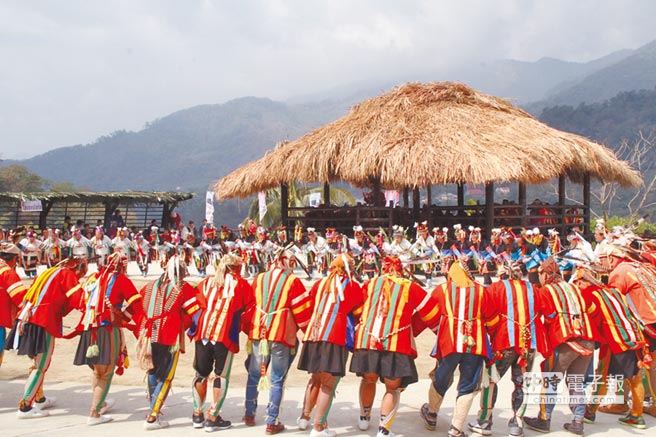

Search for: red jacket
xmin=303 ymin=274 xmax=364 ymax=346
xmin=482 ymin=279 xmax=549 ymax=356
xmin=139 ymin=278 xmax=200 ymax=346
xmin=0 ymin=261 xmax=28 ymax=328
xmin=431 ymin=280 xmax=490 ymax=359
xmin=194 ymin=273 xmax=254 ymax=353
xmin=22 ymin=266 xmax=83 ymax=337
xmin=536 ymin=281 xmax=594 ymax=352
xmin=75 ymin=270 xmax=144 ymax=332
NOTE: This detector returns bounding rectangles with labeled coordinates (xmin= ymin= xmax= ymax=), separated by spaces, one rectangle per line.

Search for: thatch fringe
xmin=214 ymin=82 xmax=642 ymax=199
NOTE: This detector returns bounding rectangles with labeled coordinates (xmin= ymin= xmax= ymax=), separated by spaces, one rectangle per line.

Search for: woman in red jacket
xmin=297 ymin=254 xmax=363 ymax=437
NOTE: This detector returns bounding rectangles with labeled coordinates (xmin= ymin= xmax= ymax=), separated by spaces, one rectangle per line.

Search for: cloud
xmin=1 ymin=0 xmax=655 ymax=158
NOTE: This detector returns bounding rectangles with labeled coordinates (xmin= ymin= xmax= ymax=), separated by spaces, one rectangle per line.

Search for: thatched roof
xmin=0 ymin=191 xmax=194 ymax=204
xmin=214 ymin=82 xmax=642 ymax=199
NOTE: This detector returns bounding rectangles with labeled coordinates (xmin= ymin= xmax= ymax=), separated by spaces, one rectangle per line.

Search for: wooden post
xmin=426 ymin=185 xmax=432 ymax=206
xmin=583 ymin=174 xmax=591 ymax=235
xmin=372 ymin=179 xmax=382 ymax=207
xmin=403 ymin=187 xmax=409 ymax=207
xmin=412 ymin=188 xmax=420 ymax=222
xmin=457 ymin=183 xmax=464 ymax=206
xmin=323 ymin=182 xmax=330 ymax=206
xmin=558 ymin=175 xmax=567 ymax=235
xmin=485 ymin=182 xmax=494 ymax=241
xmin=281 ymin=184 xmax=289 ymax=228
xmin=518 ymin=182 xmax=527 ymax=227
xmin=39 ymin=200 xmax=53 ymax=230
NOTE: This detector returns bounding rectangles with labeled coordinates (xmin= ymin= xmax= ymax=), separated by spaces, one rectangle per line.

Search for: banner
xmin=205 ymin=191 xmax=215 ymax=223
xmin=384 ymin=190 xmax=400 ymax=207
xmin=258 ymin=191 xmax=268 ymax=221
xmin=309 ymin=192 xmax=322 ymax=208
xmin=20 ymin=200 xmax=43 ymax=212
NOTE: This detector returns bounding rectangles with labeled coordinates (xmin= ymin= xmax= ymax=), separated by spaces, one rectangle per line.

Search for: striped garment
xmin=247 ymin=268 xmax=311 ymax=347
xmin=609 ymin=261 xmax=656 ymax=325
xmin=354 ymin=276 xmax=439 ymax=357
xmin=194 ymin=273 xmax=254 ymax=352
xmin=0 ymin=261 xmax=28 ymax=328
xmin=76 ymin=271 xmax=143 ymax=330
xmin=537 ymin=281 xmax=593 ymax=349
xmin=584 ymin=285 xmax=645 ymax=353
xmin=139 ymin=279 xmax=200 ymax=346
xmin=20 ymin=266 xmax=83 ymax=337
xmin=303 ymin=274 xmax=363 ymax=345
xmin=432 ymin=281 xmax=489 ymax=358
xmin=484 ymin=279 xmax=548 ymax=356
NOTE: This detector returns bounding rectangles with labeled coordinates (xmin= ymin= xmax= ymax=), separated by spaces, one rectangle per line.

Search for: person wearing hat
xmin=19 ymin=231 xmax=41 ymax=278
xmin=574 ymin=265 xmax=649 ymax=429
xmin=136 ymin=255 xmax=201 ymax=430
xmin=91 ymin=227 xmax=112 ymax=267
xmin=433 ymin=227 xmax=451 ymax=275
xmin=468 ymin=262 xmax=548 ymax=437
xmin=111 ymin=227 xmax=132 ymax=259
xmin=41 ymin=229 xmax=66 ymax=268
xmin=67 ymin=227 xmax=91 ymax=259
xmin=242 ymin=247 xmax=311 ymax=434
xmin=297 ymin=254 xmax=364 ymax=437
xmin=410 ymin=222 xmax=436 ymax=285
xmin=386 ymin=226 xmax=411 ymax=263
xmin=0 ymin=242 xmax=28 ymax=367
xmin=524 ymin=258 xmax=595 ymax=435
xmin=420 ymin=260 xmax=489 ymax=437
xmin=73 ymin=252 xmax=144 ymax=426
xmin=6 ymin=256 xmax=88 ymax=419
xmin=452 ymin=224 xmax=468 ymax=253
xmin=351 ymin=256 xmax=440 ymax=437
xmin=599 ymin=243 xmax=656 ymax=419
xmin=133 ymin=232 xmax=152 ymax=277
xmin=190 ymin=253 xmax=254 ymax=431
xmin=306 ymin=228 xmax=329 ymax=278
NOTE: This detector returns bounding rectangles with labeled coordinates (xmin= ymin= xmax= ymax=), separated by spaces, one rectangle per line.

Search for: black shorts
xmin=150 ymin=342 xmax=174 ymax=381
xmin=193 ymin=341 xmax=231 ymax=377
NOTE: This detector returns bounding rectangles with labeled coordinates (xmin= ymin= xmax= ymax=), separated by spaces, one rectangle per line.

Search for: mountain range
xmin=6 ymin=39 xmax=656 ymax=225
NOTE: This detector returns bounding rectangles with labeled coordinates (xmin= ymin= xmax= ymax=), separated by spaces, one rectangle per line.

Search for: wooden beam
xmin=518 ymin=182 xmax=527 ymax=227
xmin=372 ymin=179 xmax=382 ymax=207
xmin=583 ymin=174 xmax=591 ymax=235
xmin=323 ymin=183 xmax=330 ymax=206
xmin=485 ymin=182 xmax=494 ymax=241
xmin=558 ymin=175 xmax=567 ymax=235
xmin=457 ymin=183 xmax=464 ymax=207
xmin=413 ymin=188 xmax=420 ymax=221
xmin=281 ymin=184 xmax=289 ymax=228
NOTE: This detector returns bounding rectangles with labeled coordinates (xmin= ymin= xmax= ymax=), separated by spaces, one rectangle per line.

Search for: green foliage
xmin=592 ymin=216 xmax=656 ymax=234
xmin=0 ymin=164 xmax=47 ymax=192
xmin=539 ymin=88 xmax=656 ymax=148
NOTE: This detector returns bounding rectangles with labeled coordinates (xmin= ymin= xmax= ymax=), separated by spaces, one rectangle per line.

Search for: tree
xmin=594 ymin=130 xmax=656 ymax=220
xmin=0 ymin=164 xmax=47 ymax=192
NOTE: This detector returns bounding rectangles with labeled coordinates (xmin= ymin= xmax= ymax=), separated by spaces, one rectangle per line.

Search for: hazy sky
xmin=1 ymin=0 xmax=655 ymax=159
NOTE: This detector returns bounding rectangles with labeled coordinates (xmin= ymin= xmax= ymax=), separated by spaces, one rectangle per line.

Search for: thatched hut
xmin=214 ymin=82 xmax=641 ymax=236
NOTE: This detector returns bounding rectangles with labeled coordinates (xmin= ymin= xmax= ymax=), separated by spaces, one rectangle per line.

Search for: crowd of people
xmin=1 ymin=216 xmax=656 ymax=437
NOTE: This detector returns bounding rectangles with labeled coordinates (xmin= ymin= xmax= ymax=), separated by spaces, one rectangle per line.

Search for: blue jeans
xmin=245 ymin=341 xmax=296 ymax=425
xmin=432 ymin=352 xmax=485 ymax=397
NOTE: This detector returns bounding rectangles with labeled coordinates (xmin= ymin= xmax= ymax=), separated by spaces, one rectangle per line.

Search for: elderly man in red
xmin=6 ymin=256 xmax=87 ymax=419
xmin=0 ymin=242 xmax=29 ymax=367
